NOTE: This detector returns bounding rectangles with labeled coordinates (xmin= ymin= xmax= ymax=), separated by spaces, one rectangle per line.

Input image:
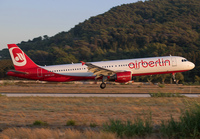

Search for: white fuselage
xmin=42 ymin=56 xmax=195 ymax=77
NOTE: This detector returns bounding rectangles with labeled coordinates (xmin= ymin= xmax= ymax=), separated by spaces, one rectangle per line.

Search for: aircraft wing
xmin=81 ymin=61 xmax=115 ymax=79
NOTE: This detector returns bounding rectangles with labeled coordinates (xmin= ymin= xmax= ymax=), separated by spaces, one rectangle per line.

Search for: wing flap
xmin=83 ymin=62 xmax=115 ymax=78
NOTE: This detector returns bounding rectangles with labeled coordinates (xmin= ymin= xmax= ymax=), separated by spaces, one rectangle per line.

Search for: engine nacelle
xmin=109 ymin=71 xmax=132 ymax=83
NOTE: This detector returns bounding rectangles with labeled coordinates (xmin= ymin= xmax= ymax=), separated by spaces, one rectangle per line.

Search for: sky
xmin=0 ymin=0 xmax=141 ymax=50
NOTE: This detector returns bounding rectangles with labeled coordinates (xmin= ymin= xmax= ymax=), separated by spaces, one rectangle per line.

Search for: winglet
xmin=80 ymin=61 xmax=86 ymax=66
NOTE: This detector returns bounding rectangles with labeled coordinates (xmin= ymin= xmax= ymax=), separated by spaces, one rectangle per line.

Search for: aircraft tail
xmin=7 ymin=44 xmax=39 ymax=71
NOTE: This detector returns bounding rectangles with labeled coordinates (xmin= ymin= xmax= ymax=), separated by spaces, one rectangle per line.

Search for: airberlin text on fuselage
xmin=128 ymin=59 xmax=170 ymax=69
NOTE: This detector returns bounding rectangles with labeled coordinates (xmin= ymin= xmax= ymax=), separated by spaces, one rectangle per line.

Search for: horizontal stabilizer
xmin=7 ymin=70 xmax=28 ymax=74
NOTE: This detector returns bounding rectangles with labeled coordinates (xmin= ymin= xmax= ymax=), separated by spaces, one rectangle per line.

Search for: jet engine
xmin=109 ymin=71 xmax=132 ymax=83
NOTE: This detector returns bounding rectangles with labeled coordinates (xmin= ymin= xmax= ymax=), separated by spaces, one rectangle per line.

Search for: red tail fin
xmin=8 ymin=44 xmax=39 ymax=71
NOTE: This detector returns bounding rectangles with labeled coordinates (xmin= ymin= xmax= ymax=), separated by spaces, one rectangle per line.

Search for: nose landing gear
xmin=172 ymin=73 xmax=176 ymax=82
xmin=172 ymin=73 xmax=179 ymax=85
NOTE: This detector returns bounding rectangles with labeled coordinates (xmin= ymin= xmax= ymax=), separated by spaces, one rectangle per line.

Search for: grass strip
xmin=150 ymin=92 xmax=184 ymax=97
xmin=161 ymin=102 xmax=200 ymax=138
xmin=103 ymin=114 xmax=153 ymax=137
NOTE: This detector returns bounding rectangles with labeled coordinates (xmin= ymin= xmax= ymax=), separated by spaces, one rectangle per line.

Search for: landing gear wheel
xmin=100 ymin=82 xmax=106 ymax=89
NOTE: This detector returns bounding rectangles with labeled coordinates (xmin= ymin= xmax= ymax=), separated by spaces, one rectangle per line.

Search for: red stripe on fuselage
xmin=131 ymin=70 xmax=189 ymax=76
xmin=7 ymin=67 xmax=96 ymax=82
xmin=7 ymin=67 xmax=189 ymax=82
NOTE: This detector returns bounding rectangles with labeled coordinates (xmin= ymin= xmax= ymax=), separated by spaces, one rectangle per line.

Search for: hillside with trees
xmin=0 ymin=0 xmax=200 ymax=82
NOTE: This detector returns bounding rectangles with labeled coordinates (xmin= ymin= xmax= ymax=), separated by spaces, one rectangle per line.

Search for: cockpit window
xmin=181 ymin=59 xmax=188 ymax=62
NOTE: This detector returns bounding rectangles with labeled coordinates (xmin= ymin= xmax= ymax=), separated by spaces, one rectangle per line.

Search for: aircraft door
xmin=37 ymin=68 xmax=43 ymax=77
xmin=134 ymin=60 xmax=140 ymax=70
xmin=171 ymin=57 xmax=177 ymax=67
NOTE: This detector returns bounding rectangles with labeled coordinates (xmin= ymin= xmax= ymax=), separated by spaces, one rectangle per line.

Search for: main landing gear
xmin=100 ymin=76 xmax=107 ymax=89
xmin=100 ymin=82 xmax=106 ymax=89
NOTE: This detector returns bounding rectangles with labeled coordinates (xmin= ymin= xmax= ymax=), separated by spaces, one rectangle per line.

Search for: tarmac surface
xmin=2 ymin=93 xmax=200 ymax=97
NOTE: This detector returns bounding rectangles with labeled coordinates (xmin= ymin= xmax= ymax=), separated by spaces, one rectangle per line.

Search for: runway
xmin=1 ymin=93 xmax=200 ymax=97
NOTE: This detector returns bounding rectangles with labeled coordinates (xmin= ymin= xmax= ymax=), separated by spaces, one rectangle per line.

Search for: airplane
xmin=7 ymin=44 xmax=195 ymax=89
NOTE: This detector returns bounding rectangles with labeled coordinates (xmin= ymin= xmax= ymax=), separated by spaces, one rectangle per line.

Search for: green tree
xmin=175 ymin=73 xmax=184 ymax=84
xmin=0 ymin=0 xmax=200 ymax=81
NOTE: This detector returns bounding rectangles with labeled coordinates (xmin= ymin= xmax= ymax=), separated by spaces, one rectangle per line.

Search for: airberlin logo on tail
xmin=9 ymin=47 xmax=27 ymax=66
